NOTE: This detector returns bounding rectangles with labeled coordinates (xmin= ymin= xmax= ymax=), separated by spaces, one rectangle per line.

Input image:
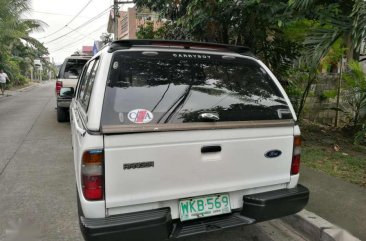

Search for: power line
xmin=46 ymin=26 xmax=90 ymax=48
xmin=31 ymin=10 xmax=90 ymax=17
xmin=50 ymin=24 xmax=107 ymax=53
xmin=46 ymin=31 xmax=86 ymax=49
xmin=49 ymin=24 xmax=106 ymax=52
xmin=64 ymin=0 xmax=94 ymax=27
xmin=37 ymin=0 xmax=94 ymax=39
xmin=45 ymin=26 xmax=89 ymax=49
xmin=66 ymin=26 xmax=88 ymax=38
xmin=45 ymin=6 xmax=111 ymax=44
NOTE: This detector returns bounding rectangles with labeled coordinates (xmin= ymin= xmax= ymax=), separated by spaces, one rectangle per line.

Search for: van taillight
xmin=291 ymin=136 xmax=301 ymax=175
xmin=56 ymin=80 xmax=63 ymax=95
xmin=81 ymin=150 xmax=104 ymax=201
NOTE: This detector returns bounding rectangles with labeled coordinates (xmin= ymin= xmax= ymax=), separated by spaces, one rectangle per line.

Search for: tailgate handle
xmin=201 ymin=145 xmax=221 ymax=153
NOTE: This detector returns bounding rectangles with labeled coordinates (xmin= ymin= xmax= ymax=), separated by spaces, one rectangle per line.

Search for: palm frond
xmin=304 ymin=27 xmax=343 ymax=68
xmin=20 ymin=19 xmax=48 ymax=33
xmin=351 ymin=0 xmax=366 ymax=51
xmin=288 ymin=0 xmax=315 ymax=11
xmin=344 ymin=60 xmax=366 ymax=89
xmin=0 ymin=0 xmax=29 ymax=20
xmin=21 ymin=36 xmax=48 ymax=55
xmin=303 ymin=16 xmax=351 ymax=67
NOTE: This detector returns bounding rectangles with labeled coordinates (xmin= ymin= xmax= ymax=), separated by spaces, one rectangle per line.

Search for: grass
xmin=301 ymin=121 xmax=366 ymax=187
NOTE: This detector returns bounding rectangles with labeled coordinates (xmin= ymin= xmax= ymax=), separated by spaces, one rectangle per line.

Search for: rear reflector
xmin=291 ymin=136 xmax=301 ymax=175
xmin=82 ymin=175 xmax=103 ymax=200
xmin=81 ymin=150 xmax=104 ymax=201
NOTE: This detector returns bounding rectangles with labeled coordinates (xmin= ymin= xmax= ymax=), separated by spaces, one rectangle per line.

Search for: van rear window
xmin=62 ymin=59 xmax=89 ymax=79
xmin=101 ymin=51 xmax=292 ymax=126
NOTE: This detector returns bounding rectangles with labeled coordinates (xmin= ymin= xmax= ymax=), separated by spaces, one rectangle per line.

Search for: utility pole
xmin=113 ymin=0 xmax=119 ymax=41
xmin=113 ymin=0 xmax=134 ymax=40
xmin=334 ymin=55 xmax=344 ymax=128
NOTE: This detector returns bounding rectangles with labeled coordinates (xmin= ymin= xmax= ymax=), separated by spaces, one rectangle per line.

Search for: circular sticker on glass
xmin=128 ymin=109 xmax=153 ymax=124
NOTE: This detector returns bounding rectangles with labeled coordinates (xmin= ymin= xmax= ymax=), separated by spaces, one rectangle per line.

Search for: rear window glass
xmin=101 ymin=51 xmax=292 ymax=126
xmin=62 ymin=58 xmax=89 ymax=79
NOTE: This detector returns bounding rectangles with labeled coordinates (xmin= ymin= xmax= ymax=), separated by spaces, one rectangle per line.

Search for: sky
xmin=28 ymin=0 xmax=133 ymax=64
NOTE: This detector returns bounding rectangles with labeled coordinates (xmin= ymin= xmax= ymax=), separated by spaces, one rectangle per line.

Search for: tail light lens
xmin=81 ymin=150 xmax=104 ymax=200
xmin=291 ymin=136 xmax=301 ymax=175
xmin=56 ymin=80 xmax=63 ymax=95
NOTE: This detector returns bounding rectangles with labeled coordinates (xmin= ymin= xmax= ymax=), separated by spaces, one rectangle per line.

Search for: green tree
xmin=343 ymin=60 xmax=366 ymax=127
xmin=136 ymin=0 xmax=301 ymax=78
xmin=0 ymin=0 xmax=48 ymax=83
xmin=137 ymin=22 xmax=156 ymax=39
xmin=290 ymin=0 xmax=366 ymax=64
xmin=135 ymin=0 xmax=190 ymax=21
xmin=285 ymin=0 xmax=366 ymax=121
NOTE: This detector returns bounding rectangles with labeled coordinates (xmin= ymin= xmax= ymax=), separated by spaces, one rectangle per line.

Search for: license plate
xmin=179 ymin=194 xmax=231 ymax=221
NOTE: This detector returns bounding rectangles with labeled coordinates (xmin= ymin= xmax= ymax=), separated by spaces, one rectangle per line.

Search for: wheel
xmin=57 ymin=106 xmax=69 ymax=122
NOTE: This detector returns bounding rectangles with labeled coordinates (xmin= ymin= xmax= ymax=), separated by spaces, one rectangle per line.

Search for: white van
xmin=56 ymin=54 xmax=91 ymax=122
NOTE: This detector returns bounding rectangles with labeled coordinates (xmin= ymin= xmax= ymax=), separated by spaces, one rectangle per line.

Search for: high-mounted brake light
xmin=56 ymin=80 xmax=63 ymax=95
xmin=291 ymin=136 xmax=301 ymax=175
xmin=81 ymin=150 xmax=104 ymax=201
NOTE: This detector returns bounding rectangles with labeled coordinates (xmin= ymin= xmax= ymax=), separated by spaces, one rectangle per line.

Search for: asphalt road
xmin=0 ymin=81 xmax=309 ymax=241
xmin=300 ymin=167 xmax=366 ymax=240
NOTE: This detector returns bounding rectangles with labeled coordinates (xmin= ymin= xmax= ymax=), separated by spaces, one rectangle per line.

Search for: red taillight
xmin=82 ymin=176 xmax=103 ymax=200
xmin=291 ymin=155 xmax=300 ymax=175
xmin=56 ymin=80 xmax=63 ymax=95
xmin=81 ymin=150 xmax=104 ymax=201
xmin=291 ymin=136 xmax=301 ymax=175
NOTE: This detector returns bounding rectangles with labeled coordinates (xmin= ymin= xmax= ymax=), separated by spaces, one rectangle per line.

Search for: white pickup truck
xmin=68 ymin=40 xmax=309 ymax=241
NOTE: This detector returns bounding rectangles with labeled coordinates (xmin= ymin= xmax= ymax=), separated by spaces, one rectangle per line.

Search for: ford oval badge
xmin=265 ymin=150 xmax=282 ymax=158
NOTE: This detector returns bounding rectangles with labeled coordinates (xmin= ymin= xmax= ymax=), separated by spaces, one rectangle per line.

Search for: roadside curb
xmin=282 ymin=210 xmax=361 ymax=241
xmin=15 ymin=82 xmax=38 ymax=92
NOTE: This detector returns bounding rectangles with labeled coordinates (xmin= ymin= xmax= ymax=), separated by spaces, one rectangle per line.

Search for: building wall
xmin=118 ymin=8 xmax=137 ymax=39
xmin=119 ymin=11 xmax=127 ymax=39
xmin=107 ymin=10 xmax=125 ymax=40
xmin=108 ymin=7 xmax=162 ymax=40
xmin=128 ymin=7 xmax=137 ymax=39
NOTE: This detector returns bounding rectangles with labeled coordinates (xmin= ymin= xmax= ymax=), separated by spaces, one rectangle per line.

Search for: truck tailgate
xmin=58 ymin=78 xmax=77 ymax=88
xmin=104 ymin=126 xmax=294 ymax=208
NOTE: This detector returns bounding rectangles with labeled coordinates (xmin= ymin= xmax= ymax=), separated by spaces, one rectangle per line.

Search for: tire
xmin=57 ymin=106 xmax=69 ymax=122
